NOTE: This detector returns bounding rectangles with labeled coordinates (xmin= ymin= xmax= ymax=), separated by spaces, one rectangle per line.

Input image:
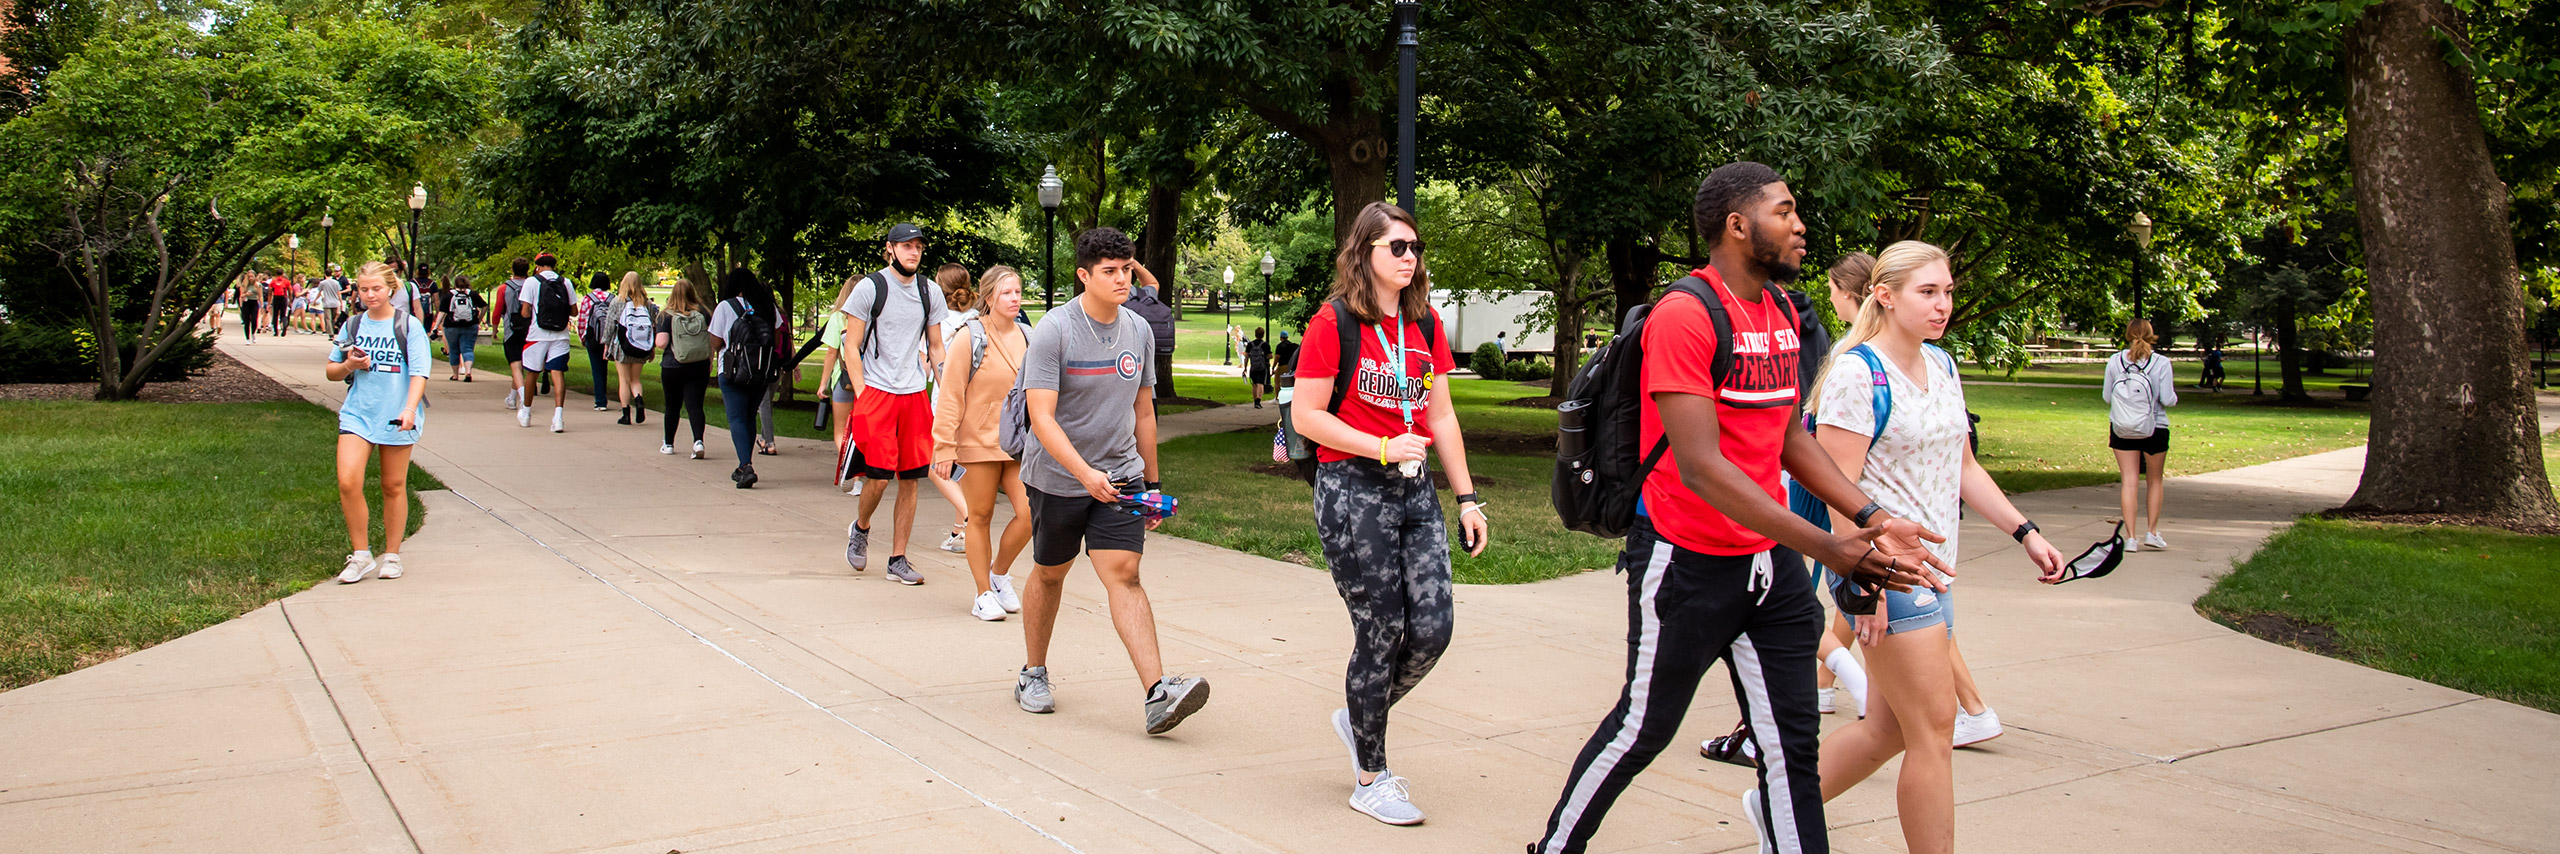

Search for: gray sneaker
xmin=1144 ymin=675 xmax=1212 ymax=735
xmin=845 ymin=523 xmax=868 ymax=570
xmin=885 ymin=555 xmax=922 ymax=585
xmin=1016 ymin=666 xmax=1055 ymax=714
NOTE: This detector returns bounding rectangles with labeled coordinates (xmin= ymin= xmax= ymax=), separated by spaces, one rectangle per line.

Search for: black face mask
xmin=891 ymin=258 xmax=917 ymax=278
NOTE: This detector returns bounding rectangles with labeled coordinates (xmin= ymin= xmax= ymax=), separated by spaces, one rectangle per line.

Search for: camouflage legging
xmin=1315 ymin=457 xmax=1455 ymax=774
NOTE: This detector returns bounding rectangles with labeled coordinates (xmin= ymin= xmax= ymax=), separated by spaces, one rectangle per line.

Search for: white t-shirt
xmin=518 ymin=271 xmax=572 ymax=343
xmin=1815 ymin=345 xmax=1968 ymax=569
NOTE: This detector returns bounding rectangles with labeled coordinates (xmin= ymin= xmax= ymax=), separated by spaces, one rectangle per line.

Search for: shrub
xmin=1470 ymin=341 xmax=1506 ymax=380
xmin=0 ymin=321 xmax=215 ymax=384
xmin=1511 ymin=357 xmax=1555 ymax=382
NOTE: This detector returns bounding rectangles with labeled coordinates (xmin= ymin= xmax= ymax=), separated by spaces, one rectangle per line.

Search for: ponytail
xmin=2124 ymin=318 xmax=2156 ymax=363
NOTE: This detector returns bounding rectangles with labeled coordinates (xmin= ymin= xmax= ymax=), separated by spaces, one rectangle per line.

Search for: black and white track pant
xmin=1532 ymin=514 xmax=1827 ymax=854
xmin=1315 ymin=458 xmax=1455 ymax=775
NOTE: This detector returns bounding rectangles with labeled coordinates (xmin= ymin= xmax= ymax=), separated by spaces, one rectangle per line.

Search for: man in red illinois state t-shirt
xmin=1530 ymin=162 xmax=1951 ymax=854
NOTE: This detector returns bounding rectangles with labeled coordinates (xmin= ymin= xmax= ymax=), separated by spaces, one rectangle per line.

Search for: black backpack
xmin=1553 ymin=276 xmax=1800 ymax=538
xmin=718 ymin=297 xmax=781 ymax=386
xmin=1284 ymin=299 xmax=1439 ymax=483
xmin=533 ymin=271 xmax=573 ymax=332
xmin=858 ymin=271 xmax=929 ymax=357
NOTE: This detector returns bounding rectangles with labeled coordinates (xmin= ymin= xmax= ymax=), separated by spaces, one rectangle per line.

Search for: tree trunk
xmin=2274 ymin=293 xmax=2311 ymax=402
xmin=2338 ymin=0 xmax=2560 ymax=522
xmin=1141 ymin=179 xmax=1183 ymax=319
xmin=1548 ymin=250 xmax=1588 ymax=399
xmin=1305 ymin=112 xmax=1390 ymax=245
xmin=1605 ymin=236 xmax=1660 ymax=331
xmin=762 ymin=234 xmax=800 ymax=402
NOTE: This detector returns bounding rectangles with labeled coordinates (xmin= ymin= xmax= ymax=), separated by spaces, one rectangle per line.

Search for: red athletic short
xmin=848 ymin=388 xmax=933 ymax=479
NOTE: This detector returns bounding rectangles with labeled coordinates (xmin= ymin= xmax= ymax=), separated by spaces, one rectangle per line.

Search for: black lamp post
xmin=319 ymin=210 xmax=333 ymax=274
xmin=2128 ymin=211 xmax=2153 ymax=318
xmin=288 ymin=233 xmax=299 ymax=279
xmin=1222 ymin=266 xmax=1235 ymax=365
xmin=407 ymin=184 xmax=427 ymax=285
xmin=1394 ymin=0 xmax=1421 ymax=213
xmin=1038 ymin=165 xmax=1064 ymax=311
xmin=1259 ymin=251 xmax=1275 ymax=339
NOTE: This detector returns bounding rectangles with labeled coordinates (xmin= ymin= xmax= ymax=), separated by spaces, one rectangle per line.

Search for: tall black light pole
xmin=1394 ymin=0 xmax=1421 ymax=213
xmin=2128 ymin=211 xmax=2152 ymax=319
xmin=408 ymin=184 xmax=427 ymax=285
xmin=1038 ymin=165 xmax=1064 ymax=312
xmin=288 ymin=234 xmax=299 ymax=279
xmin=1222 ymin=266 xmax=1235 ymax=365
xmin=319 ymin=210 xmax=333 ymax=274
xmin=1254 ymin=250 xmax=1274 ymax=340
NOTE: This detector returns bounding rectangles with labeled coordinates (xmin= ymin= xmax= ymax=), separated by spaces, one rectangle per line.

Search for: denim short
xmin=1825 ymin=568 xmax=1954 ymax=637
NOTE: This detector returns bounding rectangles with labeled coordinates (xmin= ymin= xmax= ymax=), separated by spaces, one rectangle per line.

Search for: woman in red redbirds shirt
xmin=1290 ymin=201 xmax=1488 ymax=827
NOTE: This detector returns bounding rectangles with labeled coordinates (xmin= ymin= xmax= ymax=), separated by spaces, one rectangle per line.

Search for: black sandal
xmin=1701 ymin=721 xmax=1759 ymax=769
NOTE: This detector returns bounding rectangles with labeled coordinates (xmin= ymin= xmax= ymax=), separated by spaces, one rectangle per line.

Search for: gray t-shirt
xmin=841 ymin=266 xmax=950 ymax=395
xmin=500 ymin=277 xmax=525 ymax=335
xmin=1018 ymin=301 xmax=1155 ymax=498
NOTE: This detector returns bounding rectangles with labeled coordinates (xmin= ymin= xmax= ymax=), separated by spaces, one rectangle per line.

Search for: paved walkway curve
xmin=4 ymin=333 xmax=2554 ymax=853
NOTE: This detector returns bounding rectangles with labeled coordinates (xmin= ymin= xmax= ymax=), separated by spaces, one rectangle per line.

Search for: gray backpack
xmin=996 ymin=361 xmax=1033 ymax=458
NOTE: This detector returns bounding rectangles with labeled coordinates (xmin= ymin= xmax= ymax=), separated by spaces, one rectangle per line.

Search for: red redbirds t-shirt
xmin=1297 ymin=303 xmax=1455 ymax=463
xmin=269 ymin=277 xmax=292 ymax=297
xmin=1639 ymin=267 xmax=1804 ymax=555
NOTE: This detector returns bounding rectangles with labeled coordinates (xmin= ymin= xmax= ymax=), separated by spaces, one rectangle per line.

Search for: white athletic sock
xmin=350 ymin=549 xmax=372 ymax=560
xmin=1826 ymin=648 xmax=1871 ymax=718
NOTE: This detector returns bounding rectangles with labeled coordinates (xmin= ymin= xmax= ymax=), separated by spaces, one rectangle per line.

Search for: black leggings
xmin=662 ymin=359 xmax=711 ymax=445
xmin=1314 ymin=458 xmax=1454 ymax=775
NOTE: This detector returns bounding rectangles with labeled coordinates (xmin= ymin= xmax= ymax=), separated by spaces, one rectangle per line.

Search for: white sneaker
xmin=938 ymin=531 xmax=967 ymax=553
xmin=660 ymin=443 xmax=675 ymax=455
xmin=1331 ymin=707 xmax=1361 ymax=774
xmin=516 ymin=405 xmax=532 ymax=428
xmin=1817 ymin=686 xmax=1837 ymax=715
xmin=336 ymin=552 xmax=375 ymax=584
xmin=2142 ymin=531 xmax=2169 ymax=551
xmin=503 ymin=389 xmax=518 ymax=409
xmin=1743 ymin=790 xmax=1775 ymax=854
xmin=1348 ymin=770 xmax=1424 ymax=826
xmin=1954 ymin=707 xmax=2004 ymax=747
xmin=972 ymin=591 xmax=1007 ymax=622
xmin=550 ymin=407 xmax=564 ymax=433
xmin=376 ymin=554 xmax=403 ymax=579
xmin=989 ymin=574 xmax=1021 ymax=613
xmin=691 ymin=440 xmax=705 ymax=460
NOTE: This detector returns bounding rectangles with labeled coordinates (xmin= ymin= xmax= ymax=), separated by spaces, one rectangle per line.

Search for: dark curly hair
xmin=1074 ymin=227 xmax=1137 ymax=271
xmin=1691 ymin=161 xmax=1784 ymax=247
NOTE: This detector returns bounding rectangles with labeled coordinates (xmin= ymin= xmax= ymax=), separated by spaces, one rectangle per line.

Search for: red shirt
xmin=1639 ymin=267 xmax=1804 ymax=555
xmin=1297 ymin=303 xmax=1455 ymax=463
xmin=268 ymin=277 xmax=292 ymax=297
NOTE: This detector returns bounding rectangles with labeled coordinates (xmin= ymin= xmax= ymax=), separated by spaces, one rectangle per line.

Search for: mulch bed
xmin=1158 ymin=395 xmax=1226 ymax=408
xmin=2222 ymin=611 xmax=2348 ymax=657
xmin=1501 ymin=395 xmax=1565 ymax=408
xmin=0 ymin=351 xmax=303 ymax=403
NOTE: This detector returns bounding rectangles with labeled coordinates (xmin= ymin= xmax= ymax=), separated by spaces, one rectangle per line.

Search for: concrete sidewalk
xmin=2 ymin=332 xmax=2553 ymax=853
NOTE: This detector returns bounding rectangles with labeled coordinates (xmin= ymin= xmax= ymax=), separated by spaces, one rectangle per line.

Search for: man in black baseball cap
xmin=832 ymin=221 xmax=950 ymax=585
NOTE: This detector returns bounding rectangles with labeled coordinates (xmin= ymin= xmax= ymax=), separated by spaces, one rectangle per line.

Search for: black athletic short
xmin=1027 ymin=484 xmax=1146 ymax=566
xmin=2108 ymin=426 xmax=2170 ymax=455
xmin=503 ymin=326 xmax=528 ymax=364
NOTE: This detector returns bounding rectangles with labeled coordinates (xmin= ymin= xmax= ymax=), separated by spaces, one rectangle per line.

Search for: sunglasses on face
xmin=1370 ymin=238 xmax=1426 ymax=258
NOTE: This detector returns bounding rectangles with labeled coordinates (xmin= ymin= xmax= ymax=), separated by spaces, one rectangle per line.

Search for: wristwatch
xmin=1453 ymin=492 xmax=1481 ymax=506
xmin=1852 ymin=501 xmax=1886 ymax=528
xmin=2011 ymin=520 xmax=2039 ymax=543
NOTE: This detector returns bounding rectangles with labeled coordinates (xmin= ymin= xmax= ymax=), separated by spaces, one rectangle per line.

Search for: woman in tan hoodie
xmin=933 ymin=266 xmax=1033 ymax=622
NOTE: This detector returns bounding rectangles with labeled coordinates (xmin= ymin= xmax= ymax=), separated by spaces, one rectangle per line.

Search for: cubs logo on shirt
xmin=1066 ymin=351 xmax=1143 ymax=380
xmin=1118 ymin=351 xmax=1142 ymax=380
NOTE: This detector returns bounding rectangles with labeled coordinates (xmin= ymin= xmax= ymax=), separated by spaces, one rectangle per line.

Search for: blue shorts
xmin=1826 ymin=568 xmax=1954 ymax=637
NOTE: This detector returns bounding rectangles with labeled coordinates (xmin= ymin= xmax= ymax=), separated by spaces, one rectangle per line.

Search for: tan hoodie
xmin=932 ymin=318 xmax=1029 ymax=464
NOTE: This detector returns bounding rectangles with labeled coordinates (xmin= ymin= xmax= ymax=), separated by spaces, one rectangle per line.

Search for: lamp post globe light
xmin=288 ymin=234 xmax=299 ymax=278
xmin=1038 ymin=165 xmax=1064 ymax=311
xmin=2128 ymin=210 xmax=2153 ymax=318
xmin=1259 ymin=251 xmax=1276 ymax=339
xmin=407 ymin=184 xmax=427 ymax=288
xmin=1223 ymin=266 xmax=1236 ymax=365
xmin=319 ymin=211 xmax=333 ymax=275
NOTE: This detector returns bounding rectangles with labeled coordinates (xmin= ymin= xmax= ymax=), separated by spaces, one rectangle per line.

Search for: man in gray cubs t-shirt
xmin=1018 ymin=298 xmax=1153 ymax=496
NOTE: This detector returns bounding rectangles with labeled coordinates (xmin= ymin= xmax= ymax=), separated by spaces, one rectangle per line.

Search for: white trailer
xmin=1430 ymin=290 xmax=1553 ymax=354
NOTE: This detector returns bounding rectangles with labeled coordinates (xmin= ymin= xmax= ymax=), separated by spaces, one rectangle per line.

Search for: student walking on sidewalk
xmin=516 ymin=255 xmax=577 ymax=432
xmin=325 ymin=263 xmax=432 ymax=585
xmin=928 ymin=264 xmax=980 ymax=555
xmin=1011 ymin=227 xmax=1209 ymax=735
xmin=1530 ymin=163 xmax=1947 ymax=854
xmin=1793 ymin=240 xmax=2069 ymax=854
xmin=655 ymin=276 xmax=713 ymax=458
xmin=439 ymin=274 xmax=486 ymax=382
xmin=1291 ymin=202 xmax=1490 ymax=826
xmin=579 ymin=273 xmax=617 ymax=412
xmin=709 ymin=268 xmax=779 ymax=486
xmin=607 ymin=271 xmax=654 ymax=424
xmin=2106 ymin=318 xmax=2178 ymax=551
xmin=930 ymin=266 xmax=1031 ymax=622
xmin=836 ymin=224 xmax=950 ymax=585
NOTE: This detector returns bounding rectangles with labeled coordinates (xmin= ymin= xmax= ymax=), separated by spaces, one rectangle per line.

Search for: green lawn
xmin=1964 ymin=383 xmax=2372 ymax=493
xmin=2197 ymin=517 xmax=2560 ymax=713
xmin=1963 ymin=355 xmax=2373 ymax=393
xmin=0 ymin=401 xmax=440 ymax=689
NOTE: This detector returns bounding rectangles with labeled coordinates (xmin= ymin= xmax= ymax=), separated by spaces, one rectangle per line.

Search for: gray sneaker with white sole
xmin=1144 ymin=675 xmax=1211 ymax=734
xmin=1016 ymin=666 xmax=1055 ymax=713
xmin=885 ymin=555 xmax=922 ymax=585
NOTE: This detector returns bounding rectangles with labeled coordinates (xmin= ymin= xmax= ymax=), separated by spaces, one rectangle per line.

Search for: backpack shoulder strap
xmin=1847 ymin=343 xmax=1891 ymax=451
xmin=861 ymin=271 xmax=889 ymax=356
xmin=1669 ymin=276 xmax=1734 ymax=390
xmin=1326 ymin=300 xmax=1361 ymax=414
xmin=965 ymin=318 xmax=988 ymax=379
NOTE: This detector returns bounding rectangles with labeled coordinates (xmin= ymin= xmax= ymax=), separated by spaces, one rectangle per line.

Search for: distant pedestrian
xmin=317 ymin=264 xmax=347 ymax=330
xmin=517 ymin=254 xmax=577 ymax=432
xmin=655 ymin=275 xmax=714 ymax=458
xmin=1244 ymin=327 xmax=1272 ymax=408
xmin=607 ymin=272 xmax=654 ymax=424
xmin=1275 ymin=331 xmax=1299 ymax=372
xmin=1123 ymin=268 xmax=1178 ymax=400
xmin=499 ymin=258 xmax=532 ymax=413
xmin=2105 ymin=318 xmax=2178 ymax=551
xmin=326 ymin=262 xmax=432 ymax=585
xmin=1493 ymin=330 xmax=1508 ymax=354
xmin=1011 ymin=227 xmax=1208 ymax=735
xmin=439 ymin=274 xmax=486 ymax=382
xmin=930 ymin=266 xmax=1031 ymax=622
xmin=268 ymin=272 xmax=293 ymax=337
xmin=2200 ymin=344 xmax=2225 ymax=392
xmin=210 ymin=284 xmax=230 ymax=335
xmin=836 ymin=224 xmax=950 ymax=585
xmin=928 ymin=263 xmax=979 ymax=555
xmin=710 ymin=267 xmax=779 ymax=486
xmin=579 ymin=272 xmax=616 ymax=412
xmin=239 ymin=275 xmax=261 ymax=342
xmin=1290 ymin=201 xmax=1490 ymax=826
